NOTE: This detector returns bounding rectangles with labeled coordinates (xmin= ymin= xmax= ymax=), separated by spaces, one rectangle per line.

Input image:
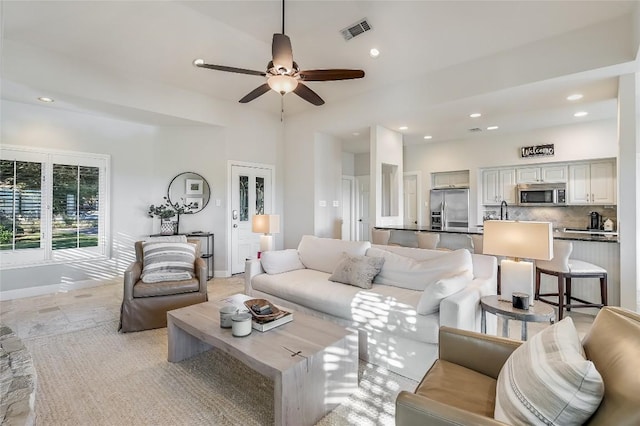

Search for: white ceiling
xmin=2 ymin=1 xmax=638 ymax=153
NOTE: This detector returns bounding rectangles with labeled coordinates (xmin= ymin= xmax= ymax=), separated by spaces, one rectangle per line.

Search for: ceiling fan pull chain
xmin=281 ymin=96 xmax=284 ymax=122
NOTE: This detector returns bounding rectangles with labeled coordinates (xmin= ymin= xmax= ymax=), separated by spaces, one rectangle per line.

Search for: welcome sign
xmin=521 ymin=144 xmax=554 ymax=158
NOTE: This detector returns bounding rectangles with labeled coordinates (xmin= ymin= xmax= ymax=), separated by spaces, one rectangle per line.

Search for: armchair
xmin=396 ymin=306 xmax=640 ymax=425
xmin=119 ymin=238 xmax=208 ymax=332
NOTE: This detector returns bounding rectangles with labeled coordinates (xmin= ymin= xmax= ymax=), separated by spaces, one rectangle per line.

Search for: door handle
xmin=233 ymin=224 xmax=238 ymax=228
xmin=232 ymin=209 xmax=238 ymax=220
xmin=358 ymin=219 xmax=363 ymax=222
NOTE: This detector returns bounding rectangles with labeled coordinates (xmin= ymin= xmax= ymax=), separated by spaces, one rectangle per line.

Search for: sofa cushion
xmin=494 ymin=317 xmax=604 ymax=425
xmin=141 ymin=241 xmax=196 ymax=283
xmin=416 ymin=359 xmax=497 ymax=418
xmin=260 ymin=249 xmax=305 ymax=275
xmin=252 ymin=268 xmax=440 ymax=344
xmin=297 ymin=235 xmax=371 ymax=274
xmin=329 ymin=253 xmax=385 ymax=289
xmin=416 ymin=271 xmax=473 ymax=315
xmin=367 ymin=247 xmax=473 ymax=291
xmin=133 ymin=278 xmax=200 ymax=297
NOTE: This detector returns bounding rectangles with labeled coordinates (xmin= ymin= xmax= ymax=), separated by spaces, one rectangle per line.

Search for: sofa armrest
xmin=438 ymin=326 xmax=521 ymax=379
xmin=244 ymin=258 xmax=265 ymax=295
xmin=439 ymin=278 xmax=488 ymax=332
xmin=396 ymin=391 xmax=507 ymax=426
xmin=123 ymin=261 xmax=142 ymax=302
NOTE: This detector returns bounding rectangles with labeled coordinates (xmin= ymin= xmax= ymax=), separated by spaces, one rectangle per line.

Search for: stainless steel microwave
xmin=517 ymin=183 xmax=566 ymax=206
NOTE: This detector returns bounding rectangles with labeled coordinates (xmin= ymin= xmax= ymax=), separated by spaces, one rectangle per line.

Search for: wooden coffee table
xmin=167 ymin=296 xmax=358 ymax=425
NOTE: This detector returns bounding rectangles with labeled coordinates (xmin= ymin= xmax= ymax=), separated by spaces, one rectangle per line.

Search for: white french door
xmin=356 ymin=175 xmax=370 ymax=241
xmin=230 ymin=164 xmax=274 ymax=274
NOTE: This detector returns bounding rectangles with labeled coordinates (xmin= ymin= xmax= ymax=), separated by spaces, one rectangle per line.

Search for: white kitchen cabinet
xmin=432 ymin=170 xmax=469 ymax=188
xmin=482 ymin=168 xmax=516 ymax=205
xmin=516 ymin=164 xmax=567 ymax=183
xmin=568 ymin=161 xmax=616 ymax=205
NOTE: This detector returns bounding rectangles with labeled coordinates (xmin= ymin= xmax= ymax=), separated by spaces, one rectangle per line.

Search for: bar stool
xmin=416 ymin=232 xmax=440 ymax=249
xmin=371 ymin=229 xmax=391 ymax=245
xmin=535 ymin=240 xmax=607 ymax=320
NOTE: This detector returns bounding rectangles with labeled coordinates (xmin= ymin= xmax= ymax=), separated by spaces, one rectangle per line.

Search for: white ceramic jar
xmin=219 ymin=305 xmax=238 ymax=328
xmin=231 ymin=313 xmax=252 ymax=337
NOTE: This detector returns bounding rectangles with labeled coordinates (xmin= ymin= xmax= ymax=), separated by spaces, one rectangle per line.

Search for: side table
xmin=480 ymin=295 xmax=555 ymax=340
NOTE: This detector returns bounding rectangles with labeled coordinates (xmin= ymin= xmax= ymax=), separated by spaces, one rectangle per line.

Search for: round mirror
xmin=167 ymin=172 xmax=210 ymax=214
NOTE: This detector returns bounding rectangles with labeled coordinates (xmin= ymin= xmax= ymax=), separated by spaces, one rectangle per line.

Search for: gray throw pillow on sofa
xmin=329 ymin=253 xmax=385 ymax=289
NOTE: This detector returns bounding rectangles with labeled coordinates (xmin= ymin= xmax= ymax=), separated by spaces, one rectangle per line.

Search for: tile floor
xmin=1 ymin=276 xmax=595 ymax=342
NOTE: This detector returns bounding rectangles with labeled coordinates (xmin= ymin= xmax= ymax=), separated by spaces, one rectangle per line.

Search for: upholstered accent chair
xmin=119 ymin=238 xmax=208 ymax=332
xmin=396 ymin=306 xmax=640 ymax=425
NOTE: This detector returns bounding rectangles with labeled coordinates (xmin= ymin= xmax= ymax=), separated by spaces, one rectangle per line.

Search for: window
xmin=0 ymin=146 xmax=109 ymax=266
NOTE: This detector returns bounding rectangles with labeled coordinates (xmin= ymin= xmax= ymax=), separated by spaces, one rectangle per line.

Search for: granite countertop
xmin=374 ymin=225 xmax=619 ymax=243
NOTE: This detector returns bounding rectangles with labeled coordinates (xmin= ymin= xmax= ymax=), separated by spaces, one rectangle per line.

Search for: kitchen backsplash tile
xmin=483 ymin=206 xmax=617 ymax=231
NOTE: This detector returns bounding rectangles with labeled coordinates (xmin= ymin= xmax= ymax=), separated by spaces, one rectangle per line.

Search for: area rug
xmin=24 ymin=320 xmax=417 ymax=425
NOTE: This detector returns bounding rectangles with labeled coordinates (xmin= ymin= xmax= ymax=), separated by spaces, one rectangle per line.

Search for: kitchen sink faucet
xmin=500 ymin=200 xmax=509 ymax=220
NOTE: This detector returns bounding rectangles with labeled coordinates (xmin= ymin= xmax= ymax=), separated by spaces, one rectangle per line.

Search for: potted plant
xmin=148 ymin=197 xmax=196 ymax=235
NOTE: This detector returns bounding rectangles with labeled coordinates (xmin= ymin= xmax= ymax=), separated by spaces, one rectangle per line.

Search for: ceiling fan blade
xmin=299 ymin=69 xmax=365 ymax=81
xmin=239 ymin=83 xmax=271 ymax=103
xmin=272 ymin=33 xmax=293 ymax=73
xmin=196 ymin=62 xmax=266 ymax=77
xmin=293 ymin=82 xmax=324 ymax=106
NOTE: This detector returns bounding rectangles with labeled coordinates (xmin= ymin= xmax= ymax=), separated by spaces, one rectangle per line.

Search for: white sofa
xmin=245 ymin=235 xmax=497 ymax=381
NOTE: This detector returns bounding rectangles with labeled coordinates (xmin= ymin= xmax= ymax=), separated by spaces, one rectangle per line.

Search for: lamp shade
xmin=483 ymin=220 xmax=553 ymax=261
xmin=252 ymin=214 xmax=280 ymax=234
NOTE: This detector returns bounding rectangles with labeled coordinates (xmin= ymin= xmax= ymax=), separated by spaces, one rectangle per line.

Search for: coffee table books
xmin=222 ymin=293 xmax=293 ymax=332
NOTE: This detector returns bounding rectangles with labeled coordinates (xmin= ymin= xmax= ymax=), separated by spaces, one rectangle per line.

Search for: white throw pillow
xmin=141 ymin=241 xmax=196 ymax=283
xmin=416 ymin=271 xmax=472 ymax=315
xmin=367 ymin=247 xmax=473 ymax=291
xmin=260 ymin=249 xmax=305 ymax=275
xmin=328 ymin=253 xmax=385 ymax=289
xmin=494 ymin=317 xmax=604 ymax=426
xmin=297 ymin=235 xmax=371 ymax=274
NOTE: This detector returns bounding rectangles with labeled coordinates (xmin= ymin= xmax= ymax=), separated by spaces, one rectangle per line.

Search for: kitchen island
xmin=374 ymin=225 xmax=621 ymax=309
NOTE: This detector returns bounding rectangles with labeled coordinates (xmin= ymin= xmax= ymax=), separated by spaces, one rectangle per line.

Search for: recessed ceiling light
xmin=369 ymin=48 xmax=380 ymax=58
xmin=423 ymin=135 xmax=433 ymax=140
xmin=37 ymin=97 xmax=54 ymax=103
xmin=574 ymin=111 xmax=589 ymax=117
xmin=352 ymin=132 xmax=360 ymax=136
xmin=487 ymin=126 xmax=499 ymax=130
xmin=193 ymin=58 xmax=205 ymax=66
xmin=469 ymin=113 xmax=482 ymax=118
xmin=567 ymin=94 xmax=583 ymax=101
xmin=399 ymin=126 xmax=408 ymax=130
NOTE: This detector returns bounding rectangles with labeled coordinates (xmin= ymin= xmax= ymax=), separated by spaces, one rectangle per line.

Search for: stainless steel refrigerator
xmin=430 ymin=188 xmax=470 ymax=230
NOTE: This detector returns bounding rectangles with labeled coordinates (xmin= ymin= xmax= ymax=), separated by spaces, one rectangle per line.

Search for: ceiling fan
xmin=193 ymin=0 xmax=365 ymax=106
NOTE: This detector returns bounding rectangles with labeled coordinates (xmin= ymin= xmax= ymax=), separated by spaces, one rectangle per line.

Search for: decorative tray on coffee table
xmin=243 ymin=298 xmax=282 ymax=321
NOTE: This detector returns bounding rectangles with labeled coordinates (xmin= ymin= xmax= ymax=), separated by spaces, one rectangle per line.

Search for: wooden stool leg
xmin=601 ymin=275 xmax=608 ymax=307
xmin=566 ymin=277 xmax=572 ymax=312
xmin=557 ymin=274 xmax=565 ymax=320
xmin=535 ymin=268 xmax=541 ymax=300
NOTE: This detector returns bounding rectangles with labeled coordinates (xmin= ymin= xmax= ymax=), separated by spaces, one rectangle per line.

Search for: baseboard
xmin=213 ymin=270 xmax=232 ymax=278
xmin=0 ymin=279 xmax=113 ymax=301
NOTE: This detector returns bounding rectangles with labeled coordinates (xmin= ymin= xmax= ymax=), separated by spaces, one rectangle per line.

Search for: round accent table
xmin=480 ymin=295 xmax=556 ymax=341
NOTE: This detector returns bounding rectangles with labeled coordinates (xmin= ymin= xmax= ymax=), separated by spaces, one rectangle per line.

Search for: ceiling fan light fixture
xmin=268 ymin=75 xmax=298 ymax=94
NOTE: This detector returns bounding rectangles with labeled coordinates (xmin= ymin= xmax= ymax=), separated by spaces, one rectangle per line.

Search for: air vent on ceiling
xmin=341 ymin=19 xmax=372 ymax=41
xmin=468 ymin=128 xmax=483 ymax=132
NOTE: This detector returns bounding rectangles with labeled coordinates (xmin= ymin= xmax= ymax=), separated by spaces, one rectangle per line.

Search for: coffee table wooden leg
xmin=167 ymin=316 xmax=213 ymax=362
xmin=274 ymin=333 xmax=358 ymax=425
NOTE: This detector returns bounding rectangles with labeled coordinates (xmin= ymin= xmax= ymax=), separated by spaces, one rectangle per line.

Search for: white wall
xmin=404 ymin=119 xmax=618 ymax=225
xmin=0 ymin=98 xmax=282 ymax=296
xmin=342 ymin=152 xmax=355 ymax=176
xmin=314 ymin=132 xmax=343 ymax=238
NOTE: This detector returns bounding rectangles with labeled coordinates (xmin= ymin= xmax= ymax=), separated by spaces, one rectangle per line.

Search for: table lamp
xmin=252 ymin=214 xmax=280 ymax=253
xmin=483 ymin=220 xmax=553 ymax=303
